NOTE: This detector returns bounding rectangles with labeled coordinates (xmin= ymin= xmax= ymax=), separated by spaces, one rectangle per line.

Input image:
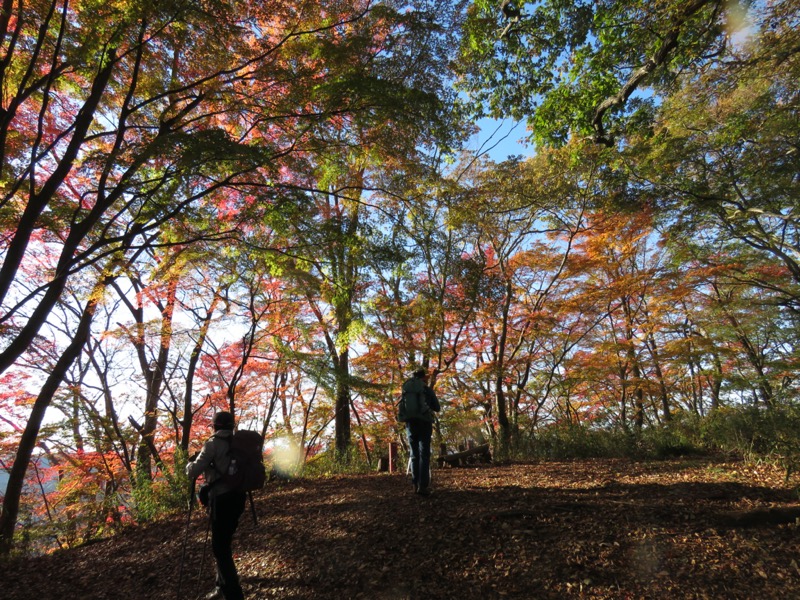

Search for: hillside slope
xmin=4 ymin=458 xmax=800 ymax=599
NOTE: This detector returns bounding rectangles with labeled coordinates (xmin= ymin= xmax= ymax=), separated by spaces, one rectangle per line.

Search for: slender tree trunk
xmin=135 ymin=277 xmax=177 ymax=479
xmin=646 ymin=333 xmax=671 ymax=422
xmin=0 ymin=277 xmax=107 ymax=555
xmin=495 ymin=281 xmax=513 ymax=457
xmin=334 ymin=349 xmax=352 ymax=456
xmin=709 ymin=351 xmax=723 ymax=411
xmin=262 ymin=370 xmax=285 ymax=443
xmin=351 ymin=398 xmax=372 ymax=466
xmin=180 ymin=295 xmax=220 ymax=452
xmin=619 ymin=297 xmax=645 ymax=431
xmin=619 ymin=363 xmax=629 ymax=431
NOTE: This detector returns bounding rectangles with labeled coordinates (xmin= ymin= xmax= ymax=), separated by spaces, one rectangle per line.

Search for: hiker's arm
xmin=186 ymin=439 xmax=214 ymax=480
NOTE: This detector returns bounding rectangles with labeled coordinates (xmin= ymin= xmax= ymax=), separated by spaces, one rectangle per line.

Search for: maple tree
xmin=1 ymin=0 xmax=798 ymax=562
xmin=1 ymin=0 xmax=468 ymax=552
xmin=685 ymin=262 xmax=797 ymax=408
xmin=559 ymin=208 xmax=669 ymax=430
xmin=437 ymin=150 xmax=592 ymax=456
xmin=251 ymin=1 xmax=468 ymax=457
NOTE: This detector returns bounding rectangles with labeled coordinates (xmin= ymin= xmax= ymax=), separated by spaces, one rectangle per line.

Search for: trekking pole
xmin=248 ymin=490 xmax=258 ymax=526
xmin=176 ymin=479 xmax=196 ymax=600
xmin=194 ymin=508 xmax=212 ymax=600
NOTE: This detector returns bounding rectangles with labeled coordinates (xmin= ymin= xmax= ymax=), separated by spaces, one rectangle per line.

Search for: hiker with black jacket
xmin=186 ymin=411 xmax=247 ymax=600
xmin=403 ymin=368 xmax=440 ymax=496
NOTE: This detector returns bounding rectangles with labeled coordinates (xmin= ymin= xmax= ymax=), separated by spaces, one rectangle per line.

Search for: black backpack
xmin=216 ymin=429 xmax=267 ymax=492
xmin=397 ymin=377 xmax=432 ymax=423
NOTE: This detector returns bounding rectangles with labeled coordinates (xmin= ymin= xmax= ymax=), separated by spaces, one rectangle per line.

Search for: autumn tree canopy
xmin=1 ymin=0 xmax=798 ymax=556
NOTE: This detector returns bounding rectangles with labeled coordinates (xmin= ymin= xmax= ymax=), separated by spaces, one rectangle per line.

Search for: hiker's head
xmin=413 ymin=368 xmax=428 ymax=380
xmin=213 ymin=411 xmax=235 ymax=431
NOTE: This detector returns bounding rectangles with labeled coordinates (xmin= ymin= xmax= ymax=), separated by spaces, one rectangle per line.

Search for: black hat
xmin=213 ymin=411 xmax=235 ymax=430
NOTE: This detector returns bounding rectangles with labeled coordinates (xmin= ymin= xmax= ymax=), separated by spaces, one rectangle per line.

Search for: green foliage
xmin=529 ymin=424 xmax=637 ymax=460
xmin=526 ymin=419 xmax=705 ymax=461
xmin=130 ymin=452 xmax=191 ymax=522
xmin=700 ymin=406 xmax=800 ymax=477
xmin=521 ymin=406 xmax=800 ymax=477
xmin=631 ymin=3 xmax=800 ymax=315
xmin=641 ymin=418 xmax=704 ymax=460
xmin=302 ymin=445 xmax=376 ymax=477
xmin=457 ymin=0 xmax=735 ymax=146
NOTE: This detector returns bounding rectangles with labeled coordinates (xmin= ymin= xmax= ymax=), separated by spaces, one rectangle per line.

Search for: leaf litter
xmin=4 ymin=457 xmax=800 ymax=599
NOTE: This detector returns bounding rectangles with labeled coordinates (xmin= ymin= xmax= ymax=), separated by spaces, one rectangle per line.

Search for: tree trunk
xmin=495 ymin=281 xmax=513 ymax=457
xmin=334 ymin=349 xmax=352 ymax=457
xmin=646 ymin=332 xmax=671 ymax=422
xmin=180 ymin=294 xmax=220 ymax=451
xmin=0 ymin=52 xmax=116 ymax=375
xmin=0 ymin=276 xmax=106 ymax=554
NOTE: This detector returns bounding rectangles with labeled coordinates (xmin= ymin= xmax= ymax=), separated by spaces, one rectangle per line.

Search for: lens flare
xmin=726 ymin=0 xmax=748 ymax=34
xmin=271 ymin=436 xmax=303 ymax=477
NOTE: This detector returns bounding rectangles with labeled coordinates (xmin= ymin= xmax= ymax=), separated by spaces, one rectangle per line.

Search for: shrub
xmin=528 ymin=424 xmax=637 ymax=459
xmin=524 ymin=416 xmax=706 ymax=461
xmin=302 ymin=446 xmax=375 ymax=477
xmin=701 ymin=404 xmax=800 ymax=478
xmin=130 ymin=452 xmax=191 ymax=522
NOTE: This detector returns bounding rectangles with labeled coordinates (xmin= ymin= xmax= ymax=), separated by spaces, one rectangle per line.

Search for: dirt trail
xmin=5 ymin=458 xmax=800 ymax=599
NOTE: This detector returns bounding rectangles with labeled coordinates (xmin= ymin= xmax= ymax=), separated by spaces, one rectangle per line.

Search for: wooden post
xmin=389 ymin=442 xmax=398 ymax=473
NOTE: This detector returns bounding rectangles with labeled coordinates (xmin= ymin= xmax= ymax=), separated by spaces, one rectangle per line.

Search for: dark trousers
xmin=210 ymin=490 xmax=247 ymax=600
xmin=406 ymin=419 xmax=433 ymax=490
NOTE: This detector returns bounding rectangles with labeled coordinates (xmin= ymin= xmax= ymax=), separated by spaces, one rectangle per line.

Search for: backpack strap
xmin=414 ymin=377 xmax=427 ymax=409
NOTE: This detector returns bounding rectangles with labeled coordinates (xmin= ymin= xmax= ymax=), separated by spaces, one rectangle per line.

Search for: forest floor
xmin=4 ymin=456 xmax=800 ymax=599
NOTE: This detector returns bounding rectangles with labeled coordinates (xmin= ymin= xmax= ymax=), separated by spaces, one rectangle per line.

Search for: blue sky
xmin=468 ymin=117 xmax=535 ymax=162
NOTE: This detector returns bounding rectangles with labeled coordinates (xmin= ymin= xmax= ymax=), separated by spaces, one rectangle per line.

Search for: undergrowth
xmin=506 ymin=405 xmax=800 ymax=482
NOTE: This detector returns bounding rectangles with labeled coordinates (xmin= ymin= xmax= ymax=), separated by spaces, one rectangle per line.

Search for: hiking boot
xmin=417 ymin=486 xmax=432 ymax=497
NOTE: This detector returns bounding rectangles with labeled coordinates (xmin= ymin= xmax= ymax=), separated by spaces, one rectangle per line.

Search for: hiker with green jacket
xmin=186 ymin=411 xmax=246 ymax=600
xmin=400 ymin=368 xmax=441 ymax=496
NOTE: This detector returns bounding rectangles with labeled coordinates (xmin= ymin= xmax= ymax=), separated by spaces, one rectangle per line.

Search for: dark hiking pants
xmin=211 ymin=490 xmax=247 ymax=600
xmin=407 ymin=419 xmax=433 ymax=490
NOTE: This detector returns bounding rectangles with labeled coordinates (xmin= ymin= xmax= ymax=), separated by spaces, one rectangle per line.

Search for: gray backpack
xmin=397 ymin=377 xmax=432 ymax=422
